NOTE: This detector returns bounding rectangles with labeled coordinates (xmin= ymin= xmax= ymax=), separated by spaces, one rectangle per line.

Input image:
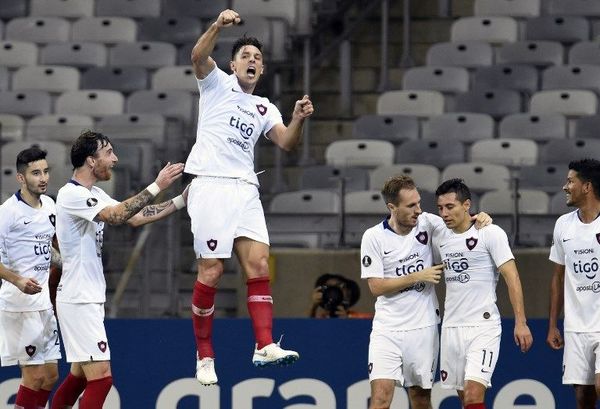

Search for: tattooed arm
xmin=127 ymin=199 xmax=178 ymax=227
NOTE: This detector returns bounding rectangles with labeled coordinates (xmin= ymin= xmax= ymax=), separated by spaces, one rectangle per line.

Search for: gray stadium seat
xmin=6 ymin=17 xmax=71 ymax=44
xmin=216 ymin=16 xmax=280 ymax=60
xmin=369 ymin=164 xmax=440 ymax=193
xmin=0 ymin=41 xmax=38 ymax=68
xmin=81 ymin=67 xmax=149 ymax=93
xmin=269 ymin=190 xmax=340 ymax=214
xmin=162 ymin=0 xmax=229 ymax=19
xmin=345 ymin=190 xmax=387 ymax=214
xmin=325 ymin=140 xmax=395 ymax=168
xmin=0 ymin=67 xmax=8 ymax=91
xmin=30 ymin=0 xmax=94 ymax=18
xmin=441 ymin=163 xmax=511 ymax=192
xmin=426 ymin=41 xmax=493 ymax=68
xmin=422 ymin=113 xmax=494 ymax=143
xmin=126 ymin=90 xmax=194 ymax=122
xmin=530 ymin=90 xmax=597 ymax=116
xmin=232 ymin=0 xmax=298 ymax=29
xmin=454 ymin=89 xmax=523 ymax=119
xmin=56 ymin=90 xmax=125 ymax=117
xmin=0 ymin=114 xmax=25 ymax=142
xmin=542 ymin=65 xmax=600 ymax=95
xmin=540 ymin=139 xmax=600 ymax=164
xmin=470 ymin=138 xmax=538 ymax=166
xmin=152 ymin=66 xmax=197 ymax=92
xmin=550 ymin=191 xmax=570 ymax=215
xmin=472 ymin=64 xmax=538 ymax=95
xmin=402 ymin=66 xmax=469 ymax=94
xmin=479 ymin=189 xmax=549 ymax=214
xmin=40 ymin=42 xmax=108 ymax=68
xmin=499 ymin=113 xmax=567 ymax=141
xmin=395 ymin=140 xmax=466 ymax=169
xmin=96 ymin=114 xmax=167 ymax=148
xmin=451 ymin=16 xmax=519 ymax=44
xmin=519 ymin=163 xmax=568 ymax=192
xmin=0 ymin=0 xmax=27 ymax=19
xmin=474 ymin=0 xmax=541 ymax=17
xmin=573 ymin=115 xmax=600 ymax=139
xmin=0 ymin=91 xmax=52 ymax=117
xmin=377 ymin=90 xmax=444 ymax=117
xmin=525 ymin=16 xmax=589 ymax=43
xmin=299 ymin=166 xmax=369 ymax=192
xmin=496 ymin=41 xmax=563 ymax=67
xmin=1 ymin=166 xmax=21 ymax=202
xmin=2 ymin=141 xmax=69 ymax=169
xmin=110 ymin=42 xmax=177 ymax=68
xmin=138 ymin=17 xmax=202 ymax=45
xmin=12 ymin=66 xmax=80 ymax=93
xmin=569 ymin=42 xmax=600 ymax=65
xmin=547 ymin=0 xmax=600 ymax=16
xmin=110 ymin=140 xmax=154 ymax=181
xmin=352 ymin=115 xmax=419 ymax=143
xmin=177 ymin=39 xmax=234 ymax=70
xmin=96 ymin=0 xmax=161 ymax=18
xmin=26 ymin=114 xmax=94 ymax=143
xmin=72 ymin=17 xmax=137 ymax=43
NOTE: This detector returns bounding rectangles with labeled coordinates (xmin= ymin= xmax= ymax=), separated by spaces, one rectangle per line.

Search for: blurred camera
xmin=319 ymin=285 xmax=346 ymax=316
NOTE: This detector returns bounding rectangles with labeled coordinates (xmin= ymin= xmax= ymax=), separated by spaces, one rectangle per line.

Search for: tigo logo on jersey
xmin=229 ymin=116 xmax=255 ymax=139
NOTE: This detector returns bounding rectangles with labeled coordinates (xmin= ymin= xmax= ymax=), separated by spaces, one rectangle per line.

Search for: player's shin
xmin=192 ymin=280 xmax=217 ymax=358
xmin=247 ymin=277 xmax=273 ymax=349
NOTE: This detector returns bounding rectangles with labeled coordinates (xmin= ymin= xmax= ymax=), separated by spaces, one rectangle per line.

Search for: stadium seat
xmin=269 ymin=190 xmax=340 ymax=214
xmin=369 ymin=164 xmax=440 ymax=193
xmin=395 ymin=140 xmax=465 ymax=169
xmin=0 ymin=0 xmax=27 ymax=19
xmin=232 ymin=0 xmax=298 ymax=30
xmin=376 ymin=90 xmax=444 ymax=117
xmin=126 ymin=90 xmax=194 ymax=122
xmin=550 ymin=191 xmax=570 ymax=215
xmin=81 ymin=67 xmax=149 ymax=93
xmin=0 ymin=42 xmax=38 ymax=68
xmin=96 ymin=114 xmax=167 ymax=148
xmin=472 ymin=64 xmax=539 ymax=95
xmin=426 ymin=41 xmax=493 ymax=68
xmin=573 ymin=115 xmax=600 ymax=139
xmin=352 ymin=115 xmax=419 ymax=143
xmin=110 ymin=42 xmax=177 ymax=68
xmin=402 ymin=66 xmax=469 ymax=94
xmin=138 ymin=17 xmax=202 ymax=45
xmin=40 ymin=42 xmax=107 ymax=68
xmin=547 ymin=0 xmax=600 ymax=16
xmin=0 ymin=114 xmax=25 ymax=141
xmin=441 ymin=163 xmax=511 ymax=192
xmin=1 ymin=166 xmax=21 ymax=202
xmin=519 ymin=163 xmax=568 ymax=192
xmin=540 ymin=139 xmax=600 ymax=164
xmin=525 ymin=16 xmax=589 ymax=43
xmin=0 ymin=91 xmax=52 ymax=117
xmin=480 ymin=189 xmax=549 ymax=214
xmin=6 ymin=17 xmax=71 ymax=44
xmin=496 ymin=41 xmax=563 ymax=67
xmin=499 ymin=113 xmax=567 ymax=141
xmin=72 ymin=17 xmax=137 ymax=43
xmin=325 ymin=140 xmax=395 ymax=168
xmin=216 ymin=16 xmax=273 ymax=57
xmin=162 ymin=0 xmax=229 ymax=19
xmin=299 ymin=166 xmax=369 ymax=192
xmin=344 ymin=190 xmax=387 ymax=214
xmin=542 ymin=65 xmax=600 ymax=95
xmin=451 ymin=17 xmax=519 ymax=44
xmin=530 ymin=90 xmax=597 ymax=116
xmin=56 ymin=90 xmax=125 ymax=117
xmin=470 ymin=138 xmax=538 ymax=167
xmin=26 ymin=114 xmax=94 ymax=143
xmin=454 ymin=89 xmax=523 ymax=119
xmin=0 ymin=67 xmax=8 ymax=91
xmin=110 ymin=140 xmax=154 ymax=181
xmin=30 ymin=0 xmax=94 ymax=18
xmin=96 ymin=0 xmax=161 ymax=18
xmin=2 ymin=141 xmax=68 ymax=168
xmin=177 ymin=39 xmax=234 ymax=69
xmin=474 ymin=0 xmax=541 ymax=17
xmin=152 ymin=66 xmax=197 ymax=92
xmin=569 ymin=42 xmax=600 ymax=65
xmin=12 ymin=66 xmax=80 ymax=93
xmin=422 ymin=113 xmax=494 ymax=143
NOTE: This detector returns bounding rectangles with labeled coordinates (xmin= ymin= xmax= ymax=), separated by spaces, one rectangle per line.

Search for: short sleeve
xmin=360 ymin=229 xmax=384 ymax=279
xmin=263 ymin=102 xmax=284 ymax=137
xmin=197 ymin=65 xmax=229 ymax=92
xmin=549 ymin=219 xmax=565 ymax=265
xmin=0 ymin=202 xmax=13 ymax=262
xmin=59 ymin=186 xmax=114 ymax=222
xmin=485 ymin=225 xmax=514 ymax=268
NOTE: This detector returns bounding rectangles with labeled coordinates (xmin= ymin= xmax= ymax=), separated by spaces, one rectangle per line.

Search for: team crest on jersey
xmin=49 ymin=214 xmax=56 ymax=227
xmin=207 ymin=239 xmax=218 ymax=251
xmin=98 ymin=341 xmax=107 ymax=353
xmin=441 ymin=370 xmax=448 ymax=381
xmin=596 ymin=233 xmax=600 ymax=245
xmin=86 ymin=198 xmax=98 ymax=207
xmin=466 ymin=237 xmax=478 ymax=250
xmin=25 ymin=345 xmax=36 ymax=357
xmin=416 ymin=231 xmax=428 ymax=245
xmin=256 ymin=104 xmax=267 ymax=116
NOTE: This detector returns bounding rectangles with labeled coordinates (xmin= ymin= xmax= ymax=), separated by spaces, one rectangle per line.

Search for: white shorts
xmin=440 ymin=325 xmax=501 ymax=390
xmin=187 ymin=176 xmax=269 ymax=259
xmin=563 ymin=331 xmax=600 ymax=385
xmin=0 ymin=308 xmax=61 ymax=367
xmin=368 ymin=325 xmax=439 ymax=388
xmin=56 ymin=302 xmax=110 ymax=363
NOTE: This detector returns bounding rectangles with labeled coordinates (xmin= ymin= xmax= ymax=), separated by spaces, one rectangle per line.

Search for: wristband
xmin=172 ymin=195 xmax=186 ymax=210
xmin=146 ymin=182 xmax=161 ymax=197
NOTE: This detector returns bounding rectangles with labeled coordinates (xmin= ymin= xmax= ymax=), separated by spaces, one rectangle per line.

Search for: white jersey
xmin=0 ymin=192 xmax=55 ymax=312
xmin=55 ymin=180 xmax=119 ymax=303
xmin=361 ymin=213 xmax=444 ymax=331
xmin=549 ymin=210 xmax=600 ymax=332
xmin=184 ymin=66 xmax=283 ymax=186
xmin=433 ymin=224 xmax=514 ymax=328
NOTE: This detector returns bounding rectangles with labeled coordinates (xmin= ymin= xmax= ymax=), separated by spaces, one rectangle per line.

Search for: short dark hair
xmin=70 ymin=130 xmax=111 ymax=169
xmin=435 ymin=178 xmax=472 ymax=203
xmin=231 ymin=36 xmax=263 ymax=60
xmin=381 ymin=175 xmax=416 ymax=205
xmin=569 ymin=159 xmax=600 ymax=199
xmin=16 ymin=146 xmax=47 ymax=174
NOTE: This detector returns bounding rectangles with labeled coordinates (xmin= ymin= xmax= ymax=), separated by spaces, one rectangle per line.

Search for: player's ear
xmin=229 ymin=60 xmax=235 ymax=73
xmin=15 ymin=172 xmax=25 ymax=185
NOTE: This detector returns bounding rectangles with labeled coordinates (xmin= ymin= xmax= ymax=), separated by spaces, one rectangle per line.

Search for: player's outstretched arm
xmin=127 ymin=184 xmax=189 ymax=227
xmin=192 ymin=9 xmax=240 ymax=79
xmin=367 ymin=264 xmax=443 ymax=297
xmin=0 ymin=263 xmax=42 ymax=294
xmin=547 ymin=263 xmax=565 ymax=350
xmin=97 ymin=162 xmax=184 ymax=226
xmin=499 ymin=259 xmax=533 ymax=352
xmin=267 ymin=95 xmax=314 ymax=152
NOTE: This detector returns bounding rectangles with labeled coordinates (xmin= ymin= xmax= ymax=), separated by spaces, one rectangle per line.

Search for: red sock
xmin=465 ymin=404 xmax=486 ymax=409
xmin=36 ymin=388 xmax=51 ymax=408
xmin=247 ymin=277 xmax=273 ymax=349
xmin=79 ymin=376 xmax=112 ymax=409
xmin=50 ymin=373 xmax=87 ymax=409
xmin=15 ymin=384 xmax=38 ymax=409
xmin=192 ymin=280 xmax=217 ymax=359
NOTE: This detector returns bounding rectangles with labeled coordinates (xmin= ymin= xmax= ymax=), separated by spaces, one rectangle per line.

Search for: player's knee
xmin=23 ymin=370 xmax=45 ymax=389
xmin=198 ymin=260 xmax=224 ymax=283
xmin=369 ymin=396 xmax=391 ymax=409
xmin=44 ymin=367 xmax=59 ymax=388
xmin=408 ymin=388 xmax=431 ymax=409
xmin=246 ymin=256 xmax=269 ymax=277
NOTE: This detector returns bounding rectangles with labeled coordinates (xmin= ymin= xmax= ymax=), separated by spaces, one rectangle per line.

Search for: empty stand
xmin=2 ymin=141 xmax=68 ymax=169
xmin=441 ymin=163 xmax=511 ymax=192
xmin=126 ymin=90 xmax=194 ymax=122
xmin=269 ymin=190 xmax=340 ymax=214
xmin=474 ymin=0 xmax=541 ymax=17
xmin=525 ymin=16 xmax=589 ymax=43
xmin=345 ymin=191 xmax=387 ymax=214
xmin=299 ymin=166 xmax=369 ymax=192
xmin=0 ymin=41 xmax=38 ymax=68
xmin=325 ymin=140 xmax=395 ymax=168
xmin=152 ymin=66 xmax=197 ymax=92
xmin=547 ymin=0 xmax=600 ymax=16
xmin=395 ymin=140 xmax=465 ymax=169
xmin=426 ymin=41 xmax=493 ymax=68
xmin=369 ymin=164 xmax=440 ymax=193
xmin=56 ymin=90 xmax=125 ymax=116
xmin=540 ymin=139 xmax=600 ymax=164
xmin=569 ymin=42 xmax=600 ymax=65
xmin=451 ymin=16 xmax=519 ymax=44
xmin=422 ymin=113 xmax=494 ymax=143
xmin=455 ymin=89 xmax=522 ymax=119
xmin=402 ymin=66 xmax=469 ymax=94
xmin=573 ymin=115 xmax=600 ymax=139
xmin=352 ymin=115 xmax=419 ymax=143
xmin=6 ymin=17 xmax=70 ymax=43
xmin=110 ymin=42 xmax=177 ymax=68
xmin=480 ymin=189 xmax=549 ymax=214
xmin=496 ymin=41 xmax=563 ymax=66
xmin=162 ymin=0 xmax=229 ymax=19
xmin=30 ymin=0 xmax=94 ymax=18
xmin=499 ymin=113 xmax=567 ymax=141
xmin=26 ymin=114 xmax=94 ymax=143
xmin=138 ymin=17 xmax=203 ymax=45
xmin=542 ymin=65 xmax=600 ymax=95
xmin=96 ymin=0 xmax=161 ymax=18
xmin=12 ymin=66 xmax=80 ymax=93
xmin=96 ymin=114 xmax=166 ymax=147
xmin=72 ymin=17 xmax=137 ymax=43
xmin=470 ymin=138 xmax=538 ymax=167
xmin=40 ymin=42 xmax=108 ymax=68
xmin=377 ymin=90 xmax=444 ymax=116
xmin=0 ymin=0 xmax=27 ymax=19
xmin=472 ymin=64 xmax=539 ymax=94
xmin=0 ymin=114 xmax=25 ymax=142
xmin=0 ymin=91 xmax=52 ymax=116
xmin=82 ymin=67 xmax=149 ymax=93
xmin=0 ymin=67 xmax=8 ymax=91
xmin=530 ymin=90 xmax=597 ymax=116
xmin=519 ymin=163 xmax=568 ymax=192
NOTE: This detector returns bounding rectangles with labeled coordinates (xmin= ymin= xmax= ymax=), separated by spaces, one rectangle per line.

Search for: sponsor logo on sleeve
xmin=362 ymin=255 xmax=372 ymax=267
xmin=86 ymin=198 xmax=98 ymax=207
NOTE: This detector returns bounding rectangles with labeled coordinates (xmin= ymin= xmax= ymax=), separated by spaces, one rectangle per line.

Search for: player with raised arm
xmin=0 ymin=147 xmax=62 ymax=409
xmin=50 ymin=131 xmax=186 ymax=409
xmin=433 ymin=179 xmax=533 ymax=409
xmin=186 ymin=9 xmax=314 ymax=385
xmin=547 ymin=159 xmax=600 ymax=409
